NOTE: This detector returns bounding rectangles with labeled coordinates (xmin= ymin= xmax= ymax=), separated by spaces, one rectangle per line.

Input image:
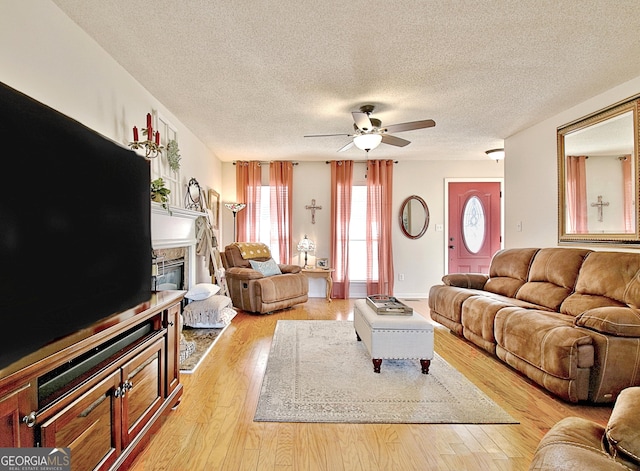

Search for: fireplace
xmin=152 ymin=248 xmax=186 ymax=291
xmin=151 ymin=203 xmax=203 ymax=291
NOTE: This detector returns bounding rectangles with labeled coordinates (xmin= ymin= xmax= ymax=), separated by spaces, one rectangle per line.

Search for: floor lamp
xmin=224 ymin=203 xmax=246 ymax=242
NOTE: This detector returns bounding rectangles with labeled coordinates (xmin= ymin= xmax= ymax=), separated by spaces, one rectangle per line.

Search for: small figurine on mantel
xmin=305 ymin=198 xmax=322 ymax=224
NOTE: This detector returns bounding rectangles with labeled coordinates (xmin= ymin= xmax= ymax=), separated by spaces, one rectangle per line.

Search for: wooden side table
xmin=302 ymin=268 xmax=335 ymax=301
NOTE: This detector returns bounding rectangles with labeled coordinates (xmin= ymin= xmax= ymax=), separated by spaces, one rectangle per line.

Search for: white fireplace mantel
xmin=151 ymin=202 xmax=204 ymax=289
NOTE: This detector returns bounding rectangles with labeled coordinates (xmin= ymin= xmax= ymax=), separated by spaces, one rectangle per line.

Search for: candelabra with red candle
xmin=129 ymin=113 xmax=163 ymax=158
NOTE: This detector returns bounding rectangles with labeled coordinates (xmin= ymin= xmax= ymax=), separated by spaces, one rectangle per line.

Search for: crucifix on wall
xmin=305 ymin=198 xmax=322 ymax=224
xmin=591 ymin=195 xmax=609 ymax=222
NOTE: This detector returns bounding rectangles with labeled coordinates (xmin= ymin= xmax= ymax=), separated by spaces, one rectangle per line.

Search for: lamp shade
xmin=297 ymin=235 xmax=315 ymax=252
xmin=353 ymin=133 xmax=382 ymax=151
xmin=224 ymin=202 xmax=246 ymax=213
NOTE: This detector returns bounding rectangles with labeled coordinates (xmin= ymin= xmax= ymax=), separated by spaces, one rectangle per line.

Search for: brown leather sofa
xmin=429 ymin=247 xmax=640 ymax=403
xmin=221 ymin=242 xmax=308 ymax=314
xmin=529 ymin=386 xmax=640 ymax=470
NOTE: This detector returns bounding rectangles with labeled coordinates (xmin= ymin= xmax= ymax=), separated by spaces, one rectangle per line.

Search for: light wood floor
xmin=128 ymin=298 xmax=612 ymax=471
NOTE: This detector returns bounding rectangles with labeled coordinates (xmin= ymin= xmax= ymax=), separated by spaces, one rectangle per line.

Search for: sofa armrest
xmin=575 ymin=307 xmax=640 ymax=337
xmin=605 ymin=387 xmax=640 ymax=466
xmin=441 ymin=273 xmax=488 ymax=290
xmin=279 ymin=264 xmax=302 ymax=274
xmin=225 ymin=266 xmax=265 ymax=280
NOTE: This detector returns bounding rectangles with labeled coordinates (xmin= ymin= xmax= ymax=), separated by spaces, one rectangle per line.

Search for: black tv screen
xmin=0 ymin=81 xmax=152 ymax=371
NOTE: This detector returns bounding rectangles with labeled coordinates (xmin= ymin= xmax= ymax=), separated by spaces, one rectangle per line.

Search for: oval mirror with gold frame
xmin=400 ymin=195 xmax=429 ymax=239
xmin=558 ymin=95 xmax=640 ymax=244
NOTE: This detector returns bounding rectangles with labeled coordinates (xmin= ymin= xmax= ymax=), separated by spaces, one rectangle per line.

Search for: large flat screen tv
xmin=0 ymin=81 xmax=152 ymax=371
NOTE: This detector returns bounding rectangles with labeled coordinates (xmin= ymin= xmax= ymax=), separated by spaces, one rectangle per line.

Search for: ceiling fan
xmin=304 ymin=105 xmax=436 ymax=153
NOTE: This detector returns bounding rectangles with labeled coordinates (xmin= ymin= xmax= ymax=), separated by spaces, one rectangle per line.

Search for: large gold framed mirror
xmin=558 ymin=95 xmax=640 ymax=244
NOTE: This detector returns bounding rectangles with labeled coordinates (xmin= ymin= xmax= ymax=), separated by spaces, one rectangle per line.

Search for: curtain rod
xmin=232 ymin=161 xmax=298 ymax=165
xmin=325 ymin=160 xmax=398 ymax=164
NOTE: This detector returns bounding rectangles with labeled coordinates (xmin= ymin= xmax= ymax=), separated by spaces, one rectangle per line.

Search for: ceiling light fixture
xmin=353 ymin=133 xmax=382 ymax=152
xmin=485 ymin=148 xmax=505 ymax=162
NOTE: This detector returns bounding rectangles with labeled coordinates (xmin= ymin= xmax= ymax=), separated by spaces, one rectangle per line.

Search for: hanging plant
xmin=166 ymin=139 xmax=181 ymax=172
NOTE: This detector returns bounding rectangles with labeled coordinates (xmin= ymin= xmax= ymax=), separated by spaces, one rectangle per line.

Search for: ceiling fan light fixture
xmin=353 ymin=133 xmax=382 ymax=151
xmin=485 ymin=148 xmax=505 ymax=161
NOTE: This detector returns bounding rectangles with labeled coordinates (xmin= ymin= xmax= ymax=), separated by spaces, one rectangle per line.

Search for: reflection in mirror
xmin=400 ymin=195 xmax=429 ymax=239
xmin=558 ymin=96 xmax=640 ymax=244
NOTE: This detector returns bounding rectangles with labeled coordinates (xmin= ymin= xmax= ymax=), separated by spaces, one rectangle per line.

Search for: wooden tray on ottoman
xmin=366 ymin=295 xmax=413 ymax=315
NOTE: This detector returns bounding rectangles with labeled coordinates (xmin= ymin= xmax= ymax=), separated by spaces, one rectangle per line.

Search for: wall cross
xmin=305 ymin=198 xmax=322 ymax=224
xmin=591 ymin=195 xmax=609 ymax=222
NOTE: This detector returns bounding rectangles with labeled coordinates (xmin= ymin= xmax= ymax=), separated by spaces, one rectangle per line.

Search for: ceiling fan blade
xmin=381 ymin=134 xmax=411 ymax=147
xmin=383 ymin=119 xmax=435 ymax=134
xmin=304 ymin=133 xmax=351 ymax=138
xmin=352 ymin=111 xmax=374 ymax=131
xmin=337 ymin=141 xmax=354 ymax=152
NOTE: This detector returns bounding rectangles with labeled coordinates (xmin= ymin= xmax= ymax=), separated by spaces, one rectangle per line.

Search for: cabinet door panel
xmin=0 ymin=383 xmax=36 ymax=447
xmin=165 ymin=304 xmax=180 ymax=396
xmin=122 ymin=337 xmax=164 ymax=447
xmin=40 ymin=371 xmax=121 ymax=471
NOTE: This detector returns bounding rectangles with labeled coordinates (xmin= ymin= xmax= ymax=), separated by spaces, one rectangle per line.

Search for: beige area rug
xmin=179 ymin=325 xmax=228 ymax=374
xmin=254 ymin=320 xmax=518 ymax=424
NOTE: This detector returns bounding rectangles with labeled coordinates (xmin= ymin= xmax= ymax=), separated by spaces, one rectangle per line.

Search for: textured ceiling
xmin=51 ymin=0 xmax=640 ymax=162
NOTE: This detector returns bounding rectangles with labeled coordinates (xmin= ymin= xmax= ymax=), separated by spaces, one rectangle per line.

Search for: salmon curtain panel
xmin=330 ymin=160 xmax=353 ymax=299
xmin=269 ymin=161 xmax=294 ymax=263
xmin=235 ymin=161 xmax=261 ymax=242
xmin=566 ymin=156 xmax=588 ymax=233
xmin=366 ymin=160 xmax=394 ymax=296
xmin=621 ymin=155 xmax=634 ymax=233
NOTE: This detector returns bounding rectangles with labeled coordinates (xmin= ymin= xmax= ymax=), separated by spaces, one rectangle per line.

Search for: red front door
xmin=448 ymin=181 xmax=502 ymax=273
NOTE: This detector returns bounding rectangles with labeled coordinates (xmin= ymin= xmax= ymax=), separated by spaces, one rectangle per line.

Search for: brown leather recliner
xmin=529 ymin=386 xmax=640 ymax=470
xmin=221 ymin=242 xmax=308 ymax=314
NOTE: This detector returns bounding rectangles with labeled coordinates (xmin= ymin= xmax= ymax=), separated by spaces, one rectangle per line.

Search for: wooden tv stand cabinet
xmin=0 ymin=290 xmax=185 ymax=471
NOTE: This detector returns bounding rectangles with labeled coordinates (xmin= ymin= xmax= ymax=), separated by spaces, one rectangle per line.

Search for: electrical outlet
xmin=398 ymin=273 xmax=405 ymax=281
xmin=516 ymin=221 xmax=523 ymax=232
xmin=435 ymin=224 xmax=443 ymax=232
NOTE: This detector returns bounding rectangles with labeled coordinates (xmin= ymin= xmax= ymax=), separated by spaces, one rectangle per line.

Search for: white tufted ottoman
xmin=353 ymin=298 xmax=434 ymax=374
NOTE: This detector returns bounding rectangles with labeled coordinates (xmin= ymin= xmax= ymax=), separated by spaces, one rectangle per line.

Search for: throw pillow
xmin=249 ymin=258 xmax=282 ymax=277
xmin=182 ymin=295 xmax=235 ymax=328
xmin=185 ymin=283 xmax=221 ymax=300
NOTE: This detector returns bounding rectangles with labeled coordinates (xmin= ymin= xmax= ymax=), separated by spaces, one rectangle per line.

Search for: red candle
xmin=148 ymin=125 xmax=152 ymax=142
xmin=133 ymin=126 xmax=139 ymax=141
xmin=146 ymin=113 xmax=152 ymax=130
xmin=155 ymin=131 xmax=160 ymax=145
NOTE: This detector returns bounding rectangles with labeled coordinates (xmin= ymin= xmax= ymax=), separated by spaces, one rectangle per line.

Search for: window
xmin=349 ymin=186 xmax=377 ymax=281
xmin=257 ymin=185 xmax=281 ymax=263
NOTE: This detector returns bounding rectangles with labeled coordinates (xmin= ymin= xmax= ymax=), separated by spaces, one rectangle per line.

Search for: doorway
xmin=446 ymin=180 xmax=503 ymax=274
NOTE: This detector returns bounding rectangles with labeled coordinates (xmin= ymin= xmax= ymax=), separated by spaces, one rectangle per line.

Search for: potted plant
xmin=151 ymin=178 xmax=171 ymax=212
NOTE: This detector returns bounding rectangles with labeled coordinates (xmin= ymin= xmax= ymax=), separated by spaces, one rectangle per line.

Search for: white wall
xmin=1 ymin=1 xmax=223 ymax=283
xmin=504 ymin=75 xmax=640 ymax=249
xmin=222 ymin=159 xmax=503 ymax=298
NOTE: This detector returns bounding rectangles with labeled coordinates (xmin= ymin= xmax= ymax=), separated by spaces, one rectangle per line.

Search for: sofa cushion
xmin=562 ymin=251 xmax=640 ymax=316
xmin=575 ymin=307 xmax=640 ymax=337
xmin=516 ymin=248 xmax=591 ymax=311
xmin=495 ymin=308 xmax=594 ymax=379
xmin=605 ymin=387 xmax=640 ymax=465
xmin=484 ymin=248 xmax=539 ymax=297
xmin=428 ymin=285 xmax=483 ymax=325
